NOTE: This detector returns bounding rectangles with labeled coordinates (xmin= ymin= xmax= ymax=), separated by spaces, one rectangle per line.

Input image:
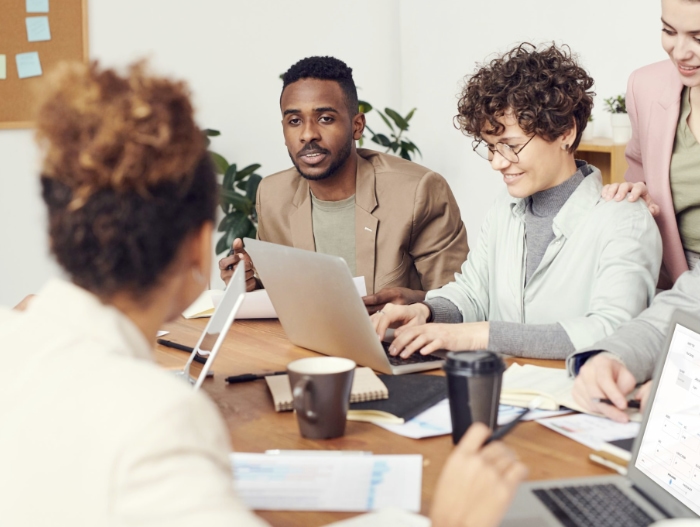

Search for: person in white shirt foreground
xmin=0 ymin=59 xmax=526 ymax=527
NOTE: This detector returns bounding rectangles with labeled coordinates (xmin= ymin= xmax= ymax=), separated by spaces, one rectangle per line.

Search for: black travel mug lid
xmin=443 ymin=351 xmax=505 ymax=376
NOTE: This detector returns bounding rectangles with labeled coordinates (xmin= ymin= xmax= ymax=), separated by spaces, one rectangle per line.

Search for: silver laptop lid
xmin=626 ymin=310 xmax=700 ymax=518
xmin=186 ymin=263 xmax=246 ymax=390
xmin=243 ymin=238 xmax=394 ymax=373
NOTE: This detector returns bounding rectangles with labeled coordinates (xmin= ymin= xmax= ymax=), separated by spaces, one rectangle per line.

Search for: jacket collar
xmin=510 ymin=163 xmax=603 ymax=239
xmin=659 ymin=60 xmax=684 ymax=110
xmin=31 ymin=278 xmax=154 ymax=362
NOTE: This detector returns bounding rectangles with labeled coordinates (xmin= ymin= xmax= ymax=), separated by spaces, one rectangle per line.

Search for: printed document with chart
xmin=636 ymin=323 xmax=700 ymax=515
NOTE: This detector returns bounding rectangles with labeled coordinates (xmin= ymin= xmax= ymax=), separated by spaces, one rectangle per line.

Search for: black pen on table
xmin=593 ymin=397 xmax=641 ymax=409
xmin=225 ymin=247 xmax=235 ymax=271
xmin=485 ymin=407 xmax=530 ymax=445
xmin=226 ymin=371 xmax=286 ymax=384
xmin=157 ymin=338 xmax=207 ymax=365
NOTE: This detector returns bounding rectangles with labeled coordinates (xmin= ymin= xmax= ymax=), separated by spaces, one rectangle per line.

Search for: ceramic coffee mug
xmin=287 ymin=356 xmax=356 ymax=439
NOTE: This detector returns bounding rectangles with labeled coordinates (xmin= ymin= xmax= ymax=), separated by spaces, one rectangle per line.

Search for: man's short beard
xmin=289 ymin=140 xmax=353 ymax=182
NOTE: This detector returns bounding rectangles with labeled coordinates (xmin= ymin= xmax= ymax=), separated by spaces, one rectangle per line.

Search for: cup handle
xmin=292 ymin=375 xmax=317 ymax=422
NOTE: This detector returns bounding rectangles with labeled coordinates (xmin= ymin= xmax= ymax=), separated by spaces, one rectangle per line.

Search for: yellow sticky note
xmin=0 ymin=55 xmax=6 ymax=80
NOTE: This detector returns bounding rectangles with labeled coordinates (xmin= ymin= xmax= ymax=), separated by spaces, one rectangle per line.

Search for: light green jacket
xmin=426 ymin=169 xmax=663 ymax=351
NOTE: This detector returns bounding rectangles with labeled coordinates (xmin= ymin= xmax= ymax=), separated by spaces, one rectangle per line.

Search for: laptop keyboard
xmin=381 ymin=342 xmax=443 ymax=366
xmin=533 ymin=484 xmax=655 ymax=527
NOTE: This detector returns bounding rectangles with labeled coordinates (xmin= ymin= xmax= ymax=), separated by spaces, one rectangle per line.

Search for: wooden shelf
xmin=575 ymin=138 xmax=628 ymax=185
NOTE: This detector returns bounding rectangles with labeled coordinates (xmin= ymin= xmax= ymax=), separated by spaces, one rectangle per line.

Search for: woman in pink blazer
xmin=608 ymin=0 xmax=700 ymax=284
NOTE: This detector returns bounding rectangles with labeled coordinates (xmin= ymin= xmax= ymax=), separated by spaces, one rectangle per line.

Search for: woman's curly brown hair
xmin=35 ymin=61 xmax=216 ymax=298
xmin=455 ymin=43 xmax=595 ymax=152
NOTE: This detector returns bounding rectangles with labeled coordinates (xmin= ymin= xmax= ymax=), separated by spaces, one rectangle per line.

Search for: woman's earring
xmin=563 ymin=144 xmax=570 ymax=151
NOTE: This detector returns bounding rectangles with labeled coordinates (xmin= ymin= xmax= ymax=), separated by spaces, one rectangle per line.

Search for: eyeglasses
xmin=472 ymin=135 xmax=535 ymax=163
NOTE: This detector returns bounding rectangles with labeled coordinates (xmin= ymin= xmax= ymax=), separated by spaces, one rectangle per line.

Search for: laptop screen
xmin=634 ymin=321 xmax=700 ymax=515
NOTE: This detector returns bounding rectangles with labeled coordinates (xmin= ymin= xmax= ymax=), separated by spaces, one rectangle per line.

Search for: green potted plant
xmin=205 ymin=129 xmax=262 ymax=255
xmin=359 ymin=100 xmax=421 ymax=160
xmin=604 ymin=95 xmax=631 ymax=143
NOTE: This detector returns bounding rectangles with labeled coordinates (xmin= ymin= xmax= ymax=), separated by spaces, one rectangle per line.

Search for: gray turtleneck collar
xmin=524 ymin=160 xmax=591 ymax=283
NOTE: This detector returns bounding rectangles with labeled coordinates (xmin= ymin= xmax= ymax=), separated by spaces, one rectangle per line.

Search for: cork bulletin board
xmin=0 ymin=0 xmax=88 ymax=129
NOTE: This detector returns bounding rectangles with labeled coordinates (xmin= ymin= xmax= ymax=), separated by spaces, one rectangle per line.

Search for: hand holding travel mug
xmin=287 ymin=356 xmax=356 ymax=439
xmin=443 ymin=351 xmax=505 ymax=444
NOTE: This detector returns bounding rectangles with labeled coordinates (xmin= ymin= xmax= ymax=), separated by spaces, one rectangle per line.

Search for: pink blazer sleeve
xmin=625 ymin=70 xmax=645 ymax=184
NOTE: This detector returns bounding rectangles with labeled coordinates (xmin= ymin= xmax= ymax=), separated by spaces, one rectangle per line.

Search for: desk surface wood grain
xmin=155 ymin=317 xmax=611 ymax=527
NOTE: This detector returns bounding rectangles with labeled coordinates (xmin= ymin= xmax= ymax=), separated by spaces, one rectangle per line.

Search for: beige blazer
xmin=0 ymin=279 xmax=266 ymax=527
xmin=256 ymin=149 xmax=469 ymax=294
xmin=625 ymin=60 xmax=687 ymax=282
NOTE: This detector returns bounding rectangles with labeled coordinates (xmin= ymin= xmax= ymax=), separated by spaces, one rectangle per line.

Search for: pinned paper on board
xmin=26 ymin=16 xmax=51 ymax=42
xmin=0 ymin=55 xmax=6 ymax=80
xmin=16 ymin=52 xmax=42 ymax=79
xmin=26 ymin=0 xmax=49 ymax=13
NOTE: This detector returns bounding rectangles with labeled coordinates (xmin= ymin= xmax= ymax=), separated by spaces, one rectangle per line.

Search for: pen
xmin=226 ymin=247 xmax=234 ymax=271
xmin=225 ymin=371 xmax=286 ymax=384
xmin=593 ymin=398 xmax=641 ymax=409
xmin=485 ymin=407 xmax=529 ymax=445
xmin=157 ymin=338 xmax=207 ymax=365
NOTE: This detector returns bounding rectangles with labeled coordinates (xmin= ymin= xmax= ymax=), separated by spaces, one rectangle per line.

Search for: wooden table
xmin=155 ymin=318 xmax=611 ymax=527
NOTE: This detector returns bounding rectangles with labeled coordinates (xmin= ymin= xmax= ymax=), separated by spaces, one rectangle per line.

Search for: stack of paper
xmin=231 ymin=452 xmax=422 ymax=512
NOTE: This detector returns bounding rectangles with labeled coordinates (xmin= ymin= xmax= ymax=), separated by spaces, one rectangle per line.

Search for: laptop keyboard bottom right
xmin=533 ymin=483 xmax=655 ymax=527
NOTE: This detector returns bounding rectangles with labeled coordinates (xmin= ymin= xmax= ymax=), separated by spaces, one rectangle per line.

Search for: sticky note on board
xmin=16 ymin=52 xmax=42 ymax=79
xmin=26 ymin=0 xmax=49 ymax=13
xmin=0 ymin=56 xmax=6 ymax=80
xmin=26 ymin=16 xmax=51 ymax=42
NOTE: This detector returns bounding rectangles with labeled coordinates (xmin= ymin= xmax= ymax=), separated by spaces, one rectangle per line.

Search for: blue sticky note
xmin=16 ymin=52 xmax=42 ymax=79
xmin=26 ymin=16 xmax=51 ymax=42
xmin=26 ymin=0 xmax=49 ymax=13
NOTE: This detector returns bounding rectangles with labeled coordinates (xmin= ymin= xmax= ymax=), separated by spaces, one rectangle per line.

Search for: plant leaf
xmin=210 ymin=152 xmax=229 ymax=175
xmin=204 ymin=129 xmax=221 ymax=137
xmin=372 ymin=133 xmax=392 ymax=147
xmin=236 ymin=163 xmax=262 ymax=181
xmin=376 ymin=110 xmax=395 ymax=133
xmin=358 ymin=100 xmax=373 ymax=113
xmin=404 ymin=108 xmax=417 ymax=122
xmin=230 ymin=215 xmax=253 ymax=242
xmin=223 ymin=163 xmax=237 ymax=189
xmin=385 ymin=108 xmax=409 ymax=131
xmin=236 ymin=180 xmax=248 ymax=190
xmin=247 ymin=174 xmax=262 ymax=202
xmin=219 ymin=188 xmax=250 ymax=209
xmin=216 ymin=234 xmax=231 ymax=255
xmin=217 ymin=213 xmax=235 ymax=232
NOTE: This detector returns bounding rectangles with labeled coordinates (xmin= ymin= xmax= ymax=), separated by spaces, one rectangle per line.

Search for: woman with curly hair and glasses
xmin=372 ymin=43 xmax=663 ymax=361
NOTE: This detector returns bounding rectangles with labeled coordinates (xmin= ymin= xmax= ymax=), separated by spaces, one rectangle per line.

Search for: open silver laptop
xmin=244 ymin=238 xmax=443 ymax=375
xmin=503 ymin=310 xmax=700 ymax=526
xmin=177 ymin=263 xmax=246 ymax=390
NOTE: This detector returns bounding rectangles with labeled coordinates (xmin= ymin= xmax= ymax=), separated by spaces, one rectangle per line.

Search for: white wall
xmin=0 ymin=0 xmax=667 ymax=305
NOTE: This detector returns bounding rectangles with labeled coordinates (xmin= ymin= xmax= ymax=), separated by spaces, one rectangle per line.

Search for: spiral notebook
xmin=266 ymin=367 xmax=388 ymax=412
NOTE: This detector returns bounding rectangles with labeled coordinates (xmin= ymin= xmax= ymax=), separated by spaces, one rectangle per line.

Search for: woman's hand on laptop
xmin=431 ymin=422 xmax=527 ymax=527
xmin=371 ymin=302 xmax=430 ymax=341
xmin=388 ymin=320 xmax=489 ymax=359
xmin=572 ymin=353 xmax=638 ymax=423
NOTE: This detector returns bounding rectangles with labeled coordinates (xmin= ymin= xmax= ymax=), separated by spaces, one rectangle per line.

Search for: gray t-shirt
xmin=311 ymin=192 xmax=357 ymax=276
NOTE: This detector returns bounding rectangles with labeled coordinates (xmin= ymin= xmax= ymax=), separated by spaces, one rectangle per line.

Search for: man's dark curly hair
xmin=281 ymin=56 xmax=358 ymax=115
xmin=455 ymin=43 xmax=595 ymax=153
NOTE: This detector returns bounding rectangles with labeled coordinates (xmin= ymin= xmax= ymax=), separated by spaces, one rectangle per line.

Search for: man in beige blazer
xmin=219 ymin=56 xmax=468 ymax=313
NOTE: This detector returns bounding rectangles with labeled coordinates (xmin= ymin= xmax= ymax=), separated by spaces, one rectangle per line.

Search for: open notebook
xmin=266 ymin=367 xmax=388 ymax=412
xmin=501 ymin=363 xmax=641 ymax=421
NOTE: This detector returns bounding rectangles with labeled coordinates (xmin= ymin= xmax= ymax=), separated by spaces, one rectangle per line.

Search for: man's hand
xmin=572 ymin=353 xmax=638 ymax=423
xmin=362 ymin=287 xmax=426 ymax=314
xmin=431 ymin=422 xmax=528 ymax=527
xmin=601 ymin=181 xmax=660 ymax=217
xmin=217 ymin=238 xmax=257 ymax=291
